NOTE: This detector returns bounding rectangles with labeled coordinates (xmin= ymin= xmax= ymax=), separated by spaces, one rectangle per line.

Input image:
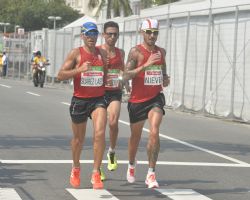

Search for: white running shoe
xmin=126 ymin=165 xmax=135 ymax=183
xmin=145 ymin=172 xmax=159 ymax=188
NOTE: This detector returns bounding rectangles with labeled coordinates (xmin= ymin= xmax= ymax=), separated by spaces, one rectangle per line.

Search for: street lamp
xmin=15 ymin=25 xmax=20 ymax=34
xmin=0 ymin=22 xmax=10 ymax=34
xmin=14 ymin=25 xmax=20 ymax=38
xmin=48 ymin=16 xmax=62 ymax=30
xmin=48 ymin=16 xmax=61 ymax=84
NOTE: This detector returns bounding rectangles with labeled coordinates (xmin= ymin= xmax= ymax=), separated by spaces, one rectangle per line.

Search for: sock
xmin=108 ymin=147 xmax=115 ymax=153
xmin=129 ymin=162 xmax=135 ymax=168
xmin=72 ymin=163 xmax=80 ymax=169
xmin=148 ymin=168 xmax=155 ymax=173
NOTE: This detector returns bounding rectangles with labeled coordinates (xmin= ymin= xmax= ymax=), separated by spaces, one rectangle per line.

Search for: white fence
xmin=2 ymin=4 xmax=250 ymax=123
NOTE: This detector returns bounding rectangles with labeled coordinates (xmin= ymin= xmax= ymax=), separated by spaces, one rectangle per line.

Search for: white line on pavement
xmin=26 ymin=91 xmax=40 ymax=96
xmin=61 ymin=102 xmax=70 ymax=106
xmin=67 ymin=189 xmax=119 ymax=200
xmin=0 ymin=84 xmax=11 ymax=88
xmin=58 ymin=104 xmax=249 ymax=166
xmin=119 ymin=120 xmax=249 ymax=165
xmin=0 ymin=188 xmax=22 ymax=200
xmin=1 ymin=160 xmax=250 ymax=167
xmin=156 ymin=189 xmax=213 ymax=200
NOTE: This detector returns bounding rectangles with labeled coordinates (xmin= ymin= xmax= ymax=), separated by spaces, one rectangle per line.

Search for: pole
xmin=180 ymin=12 xmax=191 ymax=110
xmin=52 ymin=19 xmax=56 ymax=84
xmin=229 ymin=6 xmax=239 ymax=119
xmin=202 ymin=7 xmax=213 ymax=114
xmin=54 ymin=19 xmax=56 ymax=31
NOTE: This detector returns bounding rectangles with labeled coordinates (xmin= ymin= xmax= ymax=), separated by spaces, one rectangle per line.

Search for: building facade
xmin=65 ymin=0 xmax=97 ymax=16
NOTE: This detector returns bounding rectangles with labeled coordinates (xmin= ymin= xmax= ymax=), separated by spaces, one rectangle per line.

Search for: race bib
xmin=81 ymin=66 xmax=104 ymax=87
xmin=144 ymin=65 xmax=162 ymax=86
xmin=105 ymin=69 xmax=120 ymax=88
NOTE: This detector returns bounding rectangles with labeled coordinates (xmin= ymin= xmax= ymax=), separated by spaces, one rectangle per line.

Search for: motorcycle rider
xmin=32 ymin=51 xmax=48 ymax=87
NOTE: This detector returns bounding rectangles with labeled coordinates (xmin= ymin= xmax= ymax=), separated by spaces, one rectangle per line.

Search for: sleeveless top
xmin=97 ymin=46 xmax=123 ymax=91
xmin=73 ymin=47 xmax=105 ymax=98
xmin=129 ymin=44 xmax=164 ymax=103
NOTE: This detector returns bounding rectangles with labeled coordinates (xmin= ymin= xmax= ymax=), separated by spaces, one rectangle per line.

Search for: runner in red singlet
xmin=97 ymin=21 xmax=130 ymax=179
xmin=57 ymin=22 xmax=107 ymax=190
xmin=122 ymin=18 xmax=170 ymax=188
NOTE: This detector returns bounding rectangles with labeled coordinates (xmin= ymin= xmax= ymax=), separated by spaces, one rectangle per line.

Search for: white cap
xmin=141 ymin=19 xmax=159 ymax=30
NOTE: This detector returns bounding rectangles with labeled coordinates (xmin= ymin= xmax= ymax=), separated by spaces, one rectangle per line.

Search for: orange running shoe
xmin=70 ymin=167 xmax=80 ymax=188
xmin=91 ymin=171 xmax=104 ymax=189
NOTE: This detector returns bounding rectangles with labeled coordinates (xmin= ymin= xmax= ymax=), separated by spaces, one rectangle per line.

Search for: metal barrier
xmin=1 ymin=4 xmax=250 ymax=123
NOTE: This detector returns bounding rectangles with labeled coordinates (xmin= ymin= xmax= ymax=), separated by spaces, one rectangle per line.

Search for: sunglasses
xmin=84 ymin=31 xmax=99 ymax=37
xmin=105 ymin=32 xmax=118 ymax=37
xmin=143 ymin=29 xmax=159 ymax=36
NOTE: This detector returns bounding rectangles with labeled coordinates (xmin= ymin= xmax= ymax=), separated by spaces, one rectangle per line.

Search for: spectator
xmin=2 ymin=52 xmax=8 ymax=77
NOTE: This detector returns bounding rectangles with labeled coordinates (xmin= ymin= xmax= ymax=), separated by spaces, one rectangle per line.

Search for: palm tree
xmin=88 ymin=0 xmax=133 ymax=19
xmin=140 ymin=0 xmax=153 ymax=9
xmin=154 ymin=0 xmax=180 ymax=6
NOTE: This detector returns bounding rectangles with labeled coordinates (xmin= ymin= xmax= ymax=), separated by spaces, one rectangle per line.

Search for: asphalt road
xmin=0 ymin=79 xmax=250 ymax=200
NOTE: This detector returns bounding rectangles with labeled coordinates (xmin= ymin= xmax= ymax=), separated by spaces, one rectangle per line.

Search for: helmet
xmin=36 ymin=51 xmax=41 ymax=56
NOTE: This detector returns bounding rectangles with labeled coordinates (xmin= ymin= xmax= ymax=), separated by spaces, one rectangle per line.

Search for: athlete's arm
xmin=119 ymin=49 xmax=131 ymax=92
xmin=122 ymin=47 xmax=141 ymax=81
xmin=120 ymin=48 xmax=125 ymax=71
xmin=98 ymin=47 xmax=108 ymax=85
xmin=57 ymin=48 xmax=79 ymax=80
xmin=159 ymin=48 xmax=170 ymax=87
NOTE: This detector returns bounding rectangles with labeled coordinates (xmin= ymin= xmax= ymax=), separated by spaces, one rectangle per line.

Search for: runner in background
xmin=122 ymin=18 xmax=170 ymax=188
xmin=98 ymin=21 xmax=130 ymax=180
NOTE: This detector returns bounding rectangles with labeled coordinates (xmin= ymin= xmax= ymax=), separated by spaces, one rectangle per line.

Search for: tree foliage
xmin=88 ymin=0 xmax=133 ymax=19
xmin=154 ymin=0 xmax=180 ymax=6
xmin=0 ymin=0 xmax=81 ymax=32
xmin=88 ymin=0 xmax=181 ymax=19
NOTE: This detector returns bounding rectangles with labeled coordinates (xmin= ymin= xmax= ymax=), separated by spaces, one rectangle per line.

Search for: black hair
xmin=104 ymin=21 xmax=119 ymax=33
xmin=36 ymin=51 xmax=41 ymax=56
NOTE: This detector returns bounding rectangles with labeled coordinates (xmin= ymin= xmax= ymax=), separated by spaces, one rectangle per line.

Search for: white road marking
xmin=0 ymin=84 xmax=11 ymax=88
xmin=156 ymin=189 xmax=213 ymax=200
xmin=61 ymin=102 xmax=70 ymax=106
xmin=56 ymin=105 xmax=249 ymax=166
xmin=67 ymin=189 xmax=119 ymax=200
xmin=26 ymin=91 xmax=40 ymax=96
xmin=0 ymin=188 xmax=22 ymax=200
xmin=1 ymin=160 xmax=250 ymax=167
xmin=119 ymin=120 xmax=249 ymax=165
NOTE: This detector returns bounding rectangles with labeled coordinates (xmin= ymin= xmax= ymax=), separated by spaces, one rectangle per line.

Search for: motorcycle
xmin=33 ymin=60 xmax=49 ymax=88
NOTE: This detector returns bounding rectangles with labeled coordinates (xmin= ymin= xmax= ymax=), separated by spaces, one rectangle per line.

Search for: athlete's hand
xmin=106 ymin=76 xmax=113 ymax=87
xmin=143 ymin=51 xmax=161 ymax=68
xmin=78 ymin=61 xmax=92 ymax=73
xmin=124 ymin=81 xmax=131 ymax=93
xmin=163 ymin=75 xmax=170 ymax=87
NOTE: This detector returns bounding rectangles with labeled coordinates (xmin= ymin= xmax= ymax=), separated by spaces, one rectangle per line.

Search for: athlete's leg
xmin=126 ymin=120 xmax=145 ymax=183
xmin=147 ymin=107 xmax=163 ymax=169
xmin=91 ymin=107 xmax=107 ymax=171
xmin=107 ymin=100 xmax=121 ymax=150
xmin=128 ymin=120 xmax=145 ymax=164
xmin=71 ymin=121 xmax=87 ymax=168
xmin=70 ymin=121 xmax=87 ymax=188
